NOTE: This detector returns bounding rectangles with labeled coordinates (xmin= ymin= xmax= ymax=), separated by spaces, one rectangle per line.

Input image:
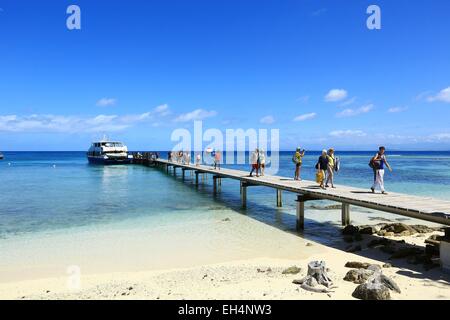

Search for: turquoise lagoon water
xmin=1 ymin=151 xmax=450 ymax=241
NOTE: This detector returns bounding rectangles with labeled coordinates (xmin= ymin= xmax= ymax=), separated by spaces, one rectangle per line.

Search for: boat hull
xmin=87 ymin=156 xmax=131 ymax=165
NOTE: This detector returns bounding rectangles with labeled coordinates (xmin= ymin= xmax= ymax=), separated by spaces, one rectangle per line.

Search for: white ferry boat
xmin=87 ymin=139 xmax=133 ymax=165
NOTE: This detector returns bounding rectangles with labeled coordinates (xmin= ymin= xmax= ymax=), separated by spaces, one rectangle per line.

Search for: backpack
xmin=334 ymin=157 xmax=340 ymax=172
xmin=292 ymin=154 xmax=301 ymax=164
xmin=369 ymin=159 xmax=381 ymax=170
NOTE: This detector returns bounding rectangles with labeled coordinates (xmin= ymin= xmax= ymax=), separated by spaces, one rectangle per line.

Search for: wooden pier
xmin=148 ymin=159 xmax=450 ymax=230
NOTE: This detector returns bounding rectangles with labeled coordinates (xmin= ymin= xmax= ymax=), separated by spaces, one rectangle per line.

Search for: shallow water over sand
xmin=0 ymin=151 xmax=448 ymax=281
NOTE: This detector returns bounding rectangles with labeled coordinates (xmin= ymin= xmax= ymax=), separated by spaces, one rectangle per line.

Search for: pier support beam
xmin=213 ymin=176 xmax=218 ymax=195
xmin=296 ymin=195 xmax=305 ymax=230
xmin=341 ymin=203 xmax=350 ymax=226
xmin=182 ymin=168 xmax=186 ymax=181
xmin=276 ymin=189 xmax=282 ymax=207
xmin=241 ymin=181 xmax=247 ymax=209
xmin=195 ymin=171 xmax=199 ymax=186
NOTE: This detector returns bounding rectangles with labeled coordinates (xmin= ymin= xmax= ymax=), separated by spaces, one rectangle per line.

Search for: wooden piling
xmin=342 ymin=203 xmax=350 ymax=226
xmin=195 ymin=171 xmax=199 ymax=186
xmin=213 ymin=176 xmax=218 ymax=195
xmin=276 ymin=189 xmax=282 ymax=207
xmin=241 ymin=181 xmax=247 ymax=209
xmin=296 ymin=195 xmax=305 ymax=230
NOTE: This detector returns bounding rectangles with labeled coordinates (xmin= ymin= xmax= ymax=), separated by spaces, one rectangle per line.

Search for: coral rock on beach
xmin=342 ymin=225 xmax=360 ymax=236
xmin=344 ymin=261 xmax=371 ymax=269
xmin=351 ymin=269 xmax=400 ymax=300
xmin=352 ymin=281 xmax=391 ymax=300
xmin=344 ymin=223 xmax=438 ymax=238
xmin=282 ymin=266 xmax=302 ymax=275
xmin=344 ymin=269 xmax=375 ymax=284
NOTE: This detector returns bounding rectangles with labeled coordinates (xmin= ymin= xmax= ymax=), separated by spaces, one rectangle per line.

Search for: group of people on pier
xmin=167 ymin=146 xmax=393 ymax=194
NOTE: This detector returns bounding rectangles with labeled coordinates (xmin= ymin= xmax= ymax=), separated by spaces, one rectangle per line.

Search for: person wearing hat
xmin=325 ymin=148 xmax=336 ymax=188
xmin=292 ymin=147 xmax=305 ymax=181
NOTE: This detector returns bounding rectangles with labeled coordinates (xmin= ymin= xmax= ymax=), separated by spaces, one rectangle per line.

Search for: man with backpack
xmin=370 ymin=146 xmax=393 ymax=194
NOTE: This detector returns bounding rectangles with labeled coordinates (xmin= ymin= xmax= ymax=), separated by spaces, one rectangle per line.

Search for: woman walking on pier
xmin=259 ymin=149 xmax=266 ymax=176
xmin=250 ymin=148 xmax=260 ymax=177
xmin=293 ymin=147 xmax=305 ymax=180
xmin=325 ymin=148 xmax=336 ymax=188
xmin=316 ymin=150 xmax=329 ymax=189
xmin=370 ymin=146 xmax=393 ymax=194
xmin=214 ymin=150 xmax=221 ymax=170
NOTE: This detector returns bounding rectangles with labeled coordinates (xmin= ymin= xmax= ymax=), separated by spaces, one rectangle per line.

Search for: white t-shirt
xmin=259 ymin=152 xmax=266 ymax=164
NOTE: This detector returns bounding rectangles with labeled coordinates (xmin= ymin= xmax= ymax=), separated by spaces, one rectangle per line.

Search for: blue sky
xmin=1 ymin=0 xmax=450 ymax=151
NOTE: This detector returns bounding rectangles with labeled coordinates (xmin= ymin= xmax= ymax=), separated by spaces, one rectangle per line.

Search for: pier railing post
xmin=296 ymin=195 xmax=305 ymax=230
xmin=276 ymin=189 xmax=282 ymax=207
xmin=241 ymin=181 xmax=247 ymax=209
xmin=342 ymin=203 xmax=350 ymax=226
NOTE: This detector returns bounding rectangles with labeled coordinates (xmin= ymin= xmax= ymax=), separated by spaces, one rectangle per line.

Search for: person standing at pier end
xmin=293 ymin=147 xmax=305 ymax=180
xmin=370 ymin=146 xmax=393 ymax=194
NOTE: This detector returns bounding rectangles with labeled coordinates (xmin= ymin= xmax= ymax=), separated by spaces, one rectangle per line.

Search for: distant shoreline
xmin=2 ymin=150 xmax=450 ymax=153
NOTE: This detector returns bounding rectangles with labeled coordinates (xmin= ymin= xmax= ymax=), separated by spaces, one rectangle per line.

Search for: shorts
xmin=252 ymin=164 xmax=259 ymax=169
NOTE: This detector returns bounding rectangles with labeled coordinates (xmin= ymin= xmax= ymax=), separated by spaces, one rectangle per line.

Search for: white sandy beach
xmin=0 ymin=206 xmax=449 ymax=300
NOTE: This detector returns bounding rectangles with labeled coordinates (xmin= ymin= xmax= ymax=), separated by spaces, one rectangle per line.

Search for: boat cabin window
xmin=102 ymin=142 xmax=123 ymax=147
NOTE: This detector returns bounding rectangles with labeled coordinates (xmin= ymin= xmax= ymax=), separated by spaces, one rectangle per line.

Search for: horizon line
xmin=2 ymin=150 xmax=450 ymax=153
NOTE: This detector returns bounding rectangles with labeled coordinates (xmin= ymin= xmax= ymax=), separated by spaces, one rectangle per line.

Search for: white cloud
xmin=338 ymin=97 xmax=357 ymax=107
xmin=260 ymin=115 xmax=275 ymax=124
xmin=311 ymin=8 xmax=327 ymax=16
xmin=325 ymin=89 xmax=348 ymax=102
xmin=296 ymin=96 xmax=310 ymax=103
xmin=427 ymin=87 xmax=450 ymax=103
xmin=174 ymin=109 xmax=217 ymax=122
xmin=294 ymin=113 xmax=317 ymax=121
xmin=329 ymin=130 xmax=367 ymax=138
xmin=388 ymin=106 xmax=408 ymax=113
xmin=154 ymin=104 xmax=170 ymax=115
xmin=96 ymin=98 xmax=117 ymax=107
xmin=0 ymin=104 xmax=172 ymax=133
xmin=336 ymin=104 xmax=373 ymax=117
xmin=415 ymin=91 xmax=432 ymax=102
xmin=428 ymin=133 xmax=450 ymax=141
